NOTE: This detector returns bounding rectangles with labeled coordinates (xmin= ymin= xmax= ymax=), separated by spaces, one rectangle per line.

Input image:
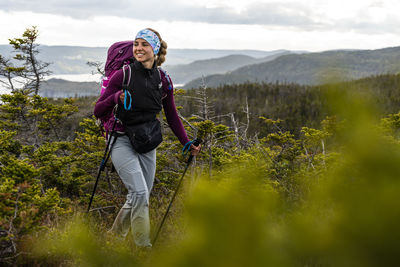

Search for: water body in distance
xmin=0 ymin=73 xmax=102 ymax=96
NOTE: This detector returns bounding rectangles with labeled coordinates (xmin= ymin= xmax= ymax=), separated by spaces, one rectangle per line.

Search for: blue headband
xmin=135 ymin=29 xmax=161 ymax=55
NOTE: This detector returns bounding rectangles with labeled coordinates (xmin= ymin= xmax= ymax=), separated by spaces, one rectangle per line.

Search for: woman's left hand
xmin=190 ymin=144 xmax=201 ymax=156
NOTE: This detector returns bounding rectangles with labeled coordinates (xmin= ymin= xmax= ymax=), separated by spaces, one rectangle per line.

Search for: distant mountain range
xmin=184 ymin=46 xmax=400 ymax=88
xmin=0 ymin=45 xmax=108 ymax=75
xmin=2 ymin=44 xmax=400 ymax=97
xmin=0 ymin=44 xmax=281 ymax=78
xmin=163 ymin=51 xmax=291 ymax=85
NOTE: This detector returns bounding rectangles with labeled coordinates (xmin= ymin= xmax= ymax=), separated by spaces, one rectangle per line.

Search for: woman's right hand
xmin=190 ymin=144 xmax=201 ymax=156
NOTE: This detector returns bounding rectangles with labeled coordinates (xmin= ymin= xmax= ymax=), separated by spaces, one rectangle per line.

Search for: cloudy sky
xmin=0 ymin=0 xmax=399 ymax=52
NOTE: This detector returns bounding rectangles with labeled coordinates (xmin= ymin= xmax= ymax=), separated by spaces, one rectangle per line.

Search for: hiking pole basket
xmin=152 ymin=138 xmax=202 ymax=245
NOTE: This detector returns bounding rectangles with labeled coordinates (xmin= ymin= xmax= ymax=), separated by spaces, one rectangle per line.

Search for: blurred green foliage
xmin=13 ymin=86 xmax=399 ymax=267
xmin=2 ymin=27 xmax=400 ymax=267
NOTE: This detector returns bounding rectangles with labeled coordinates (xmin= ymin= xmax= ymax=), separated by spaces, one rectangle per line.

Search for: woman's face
xmin=133 ymin=39 xmax=155 ymax=67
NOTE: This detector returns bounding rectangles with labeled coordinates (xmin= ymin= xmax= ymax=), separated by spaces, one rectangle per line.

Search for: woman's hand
xmin=190 ymin=144 xmax=201 ymax=156
xmin=119 ymin=91 xmax=125 ymax=103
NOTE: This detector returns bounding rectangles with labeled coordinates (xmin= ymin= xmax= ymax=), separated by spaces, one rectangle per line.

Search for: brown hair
xmin=146 ymin=28 xmax=167 ymax=66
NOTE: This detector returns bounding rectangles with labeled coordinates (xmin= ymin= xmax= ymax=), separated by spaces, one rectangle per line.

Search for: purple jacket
xmin=94 ymin=68 xmax=190 ymax=146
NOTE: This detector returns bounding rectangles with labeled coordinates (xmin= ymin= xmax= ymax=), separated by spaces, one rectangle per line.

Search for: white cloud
xmin=1 ymin=0 xmax=400 ymax=51
xmin=2 ymin=0 xmax=398 ymax=29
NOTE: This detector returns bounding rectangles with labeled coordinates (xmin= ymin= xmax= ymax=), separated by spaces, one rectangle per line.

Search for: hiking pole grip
xmin=187 ymin=138 xmax=202 ymax=164
xmin=192 ymin=138 xmax=202 ymax=147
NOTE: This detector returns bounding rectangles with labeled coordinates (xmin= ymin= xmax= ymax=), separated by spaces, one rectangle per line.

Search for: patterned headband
xmin=135 ymin=29 xmax=161 ymax=55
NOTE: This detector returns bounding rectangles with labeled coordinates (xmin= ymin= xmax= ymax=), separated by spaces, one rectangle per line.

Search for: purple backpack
xmin=101 ymin=41 xmax=134 ymax=95
xmin=100 ymin=41 xmax=172 ymax=96
xmin=97 ymin=40 xmax=173 ymax=135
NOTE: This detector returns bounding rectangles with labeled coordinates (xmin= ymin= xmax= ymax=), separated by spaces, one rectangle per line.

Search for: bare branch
xmin=87 ymin=61 xmax=105 ymax=76
xmin=89 ymin=206 xmax=117 ymax=212
xmin=302 ymin=141 xmax=315 ymax=170
xmin=242 ymin=96 xmax=250 ymax=141
xmin=178 ymin=111 xmax=198 ymax=138
xmin=230 ymin=113 xmax=240 ymax=146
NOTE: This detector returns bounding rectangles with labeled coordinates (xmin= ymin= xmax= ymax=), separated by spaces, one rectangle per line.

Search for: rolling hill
xmin=0 ymin=45 xmax=281 ymax=75
xmin=164 ymin=51 xmax=290 ymax=84
xmin=184 ymin=46 xmax=400 ymax=88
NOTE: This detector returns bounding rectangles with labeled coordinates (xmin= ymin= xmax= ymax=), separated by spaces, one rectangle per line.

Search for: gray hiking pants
xmin=109 ymin=135 xmax=156 ymax=247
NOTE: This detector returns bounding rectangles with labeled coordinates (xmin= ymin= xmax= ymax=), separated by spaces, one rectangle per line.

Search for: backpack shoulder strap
xmin=122 ymin=64 xmax=132 ymax=90
xmin=122 ymin=64 xmax=133 ymax=110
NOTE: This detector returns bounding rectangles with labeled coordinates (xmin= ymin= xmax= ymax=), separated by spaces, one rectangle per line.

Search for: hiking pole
xmin=86 ymin=115 xmax=119 ymax=214
xmin=152 ymin=138 xmax=202 ymax=245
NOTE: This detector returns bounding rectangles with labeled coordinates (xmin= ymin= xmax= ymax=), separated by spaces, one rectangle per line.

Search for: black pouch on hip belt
xmin=125 ymin=118 xmax=163 ymax=154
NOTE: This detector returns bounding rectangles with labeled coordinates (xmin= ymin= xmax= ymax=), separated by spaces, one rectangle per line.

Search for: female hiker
xmin=93 ymin=28 xmax=200 ymax=247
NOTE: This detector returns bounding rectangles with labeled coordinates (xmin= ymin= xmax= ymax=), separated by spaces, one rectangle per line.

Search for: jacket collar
xmin=134 ymin=60 xmax=157 ymax=74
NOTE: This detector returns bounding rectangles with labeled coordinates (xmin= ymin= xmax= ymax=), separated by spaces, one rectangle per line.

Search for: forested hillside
xmin=185 ymin=46 xmax=400 ymax=88
xmin=1 ymin=28 xmax=400 ymax=267
xmin=179 ymin=73 xmax=400 ymax=137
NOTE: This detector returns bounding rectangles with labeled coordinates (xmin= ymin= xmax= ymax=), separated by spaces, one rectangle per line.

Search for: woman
xmin=94 ymin=28 xmax=200 ymax=247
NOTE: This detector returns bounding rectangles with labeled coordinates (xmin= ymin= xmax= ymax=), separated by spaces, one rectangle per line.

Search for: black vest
xmin=117 ymin=60 xmax=163 ymax=126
